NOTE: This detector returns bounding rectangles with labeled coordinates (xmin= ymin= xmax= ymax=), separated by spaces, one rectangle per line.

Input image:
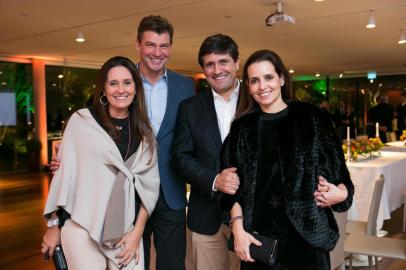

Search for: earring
xmin=99 ymin=95 xmax=109 ymax=106
xmin=281 ymin=82 xmax=285 ymax=86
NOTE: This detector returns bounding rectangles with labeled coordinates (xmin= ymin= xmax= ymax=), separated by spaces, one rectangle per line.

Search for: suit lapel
xmin=202 ymin=90 xmax=222 ymax=149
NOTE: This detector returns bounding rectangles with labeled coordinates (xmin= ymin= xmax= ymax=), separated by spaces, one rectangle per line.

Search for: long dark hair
xmin=92 ymin=56 xmax=155 ymax=157
xmin=236 ymin=49 xmax=292 ymax=118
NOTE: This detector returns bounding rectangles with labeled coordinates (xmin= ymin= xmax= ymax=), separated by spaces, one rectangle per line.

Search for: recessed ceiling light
xmin=366 ymin=10 xmax=376 ymax=29
xmin=289 ymin=67 xmax=295 ymax=74
xmin=58 ymin=74 xmax=64 ymax=79
xmin=76 ymin=31 xmax=85 ymax=43
xmin=398 ymin=29 xmax=406 ymax=44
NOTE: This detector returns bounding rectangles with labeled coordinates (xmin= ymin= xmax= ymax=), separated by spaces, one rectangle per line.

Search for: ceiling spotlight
xmin=315 ymin=72 xmax=320 ymax=77
xmin=289 ymin=67 xmax=295 ymax=74
xmin=370 ymin=79 xmax=374 ymax=84
xmin=76 ymin=30 xmax=85 ymax=43
xmin=339 ymin=73 xmax=343 ymax=78
xmin=58 ymin=74 xmax=64 ymax=79
xmin=366 ymin=10 xmax=376 ymax=29
xmin=399 ymin=29 xmax=406 ymax=44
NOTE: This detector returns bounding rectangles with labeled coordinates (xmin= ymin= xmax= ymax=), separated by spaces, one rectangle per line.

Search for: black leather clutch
xmin=228 ymin=232 xmax=278 ymax=266
xmin=52 ymin=245 xmax=68 ymax=270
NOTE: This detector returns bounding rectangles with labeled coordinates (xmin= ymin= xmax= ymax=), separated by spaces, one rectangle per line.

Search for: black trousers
xmin=143 ymin=190 xmax=186 ymax=270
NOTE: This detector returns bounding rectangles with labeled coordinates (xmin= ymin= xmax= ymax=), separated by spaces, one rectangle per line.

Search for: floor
xmin=0 ymin=172 xmax=404 ymax=270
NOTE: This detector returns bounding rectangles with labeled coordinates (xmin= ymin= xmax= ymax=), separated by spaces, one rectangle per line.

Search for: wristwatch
xmin=47 ymin=218 xmax=59 ymax=228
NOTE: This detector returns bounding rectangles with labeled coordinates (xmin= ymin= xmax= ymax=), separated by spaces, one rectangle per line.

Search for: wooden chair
xmin=346 ymin=175 xmax=385 ymax=270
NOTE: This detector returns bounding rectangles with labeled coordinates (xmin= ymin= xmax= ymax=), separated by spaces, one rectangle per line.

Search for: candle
xmin=347 ymin=126 xmax=350 ymax=142
xmin=375 ymin=122 xmax=379 ymax=138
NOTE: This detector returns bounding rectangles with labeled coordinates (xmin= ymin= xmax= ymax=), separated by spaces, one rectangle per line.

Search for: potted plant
xmin=26 ymin=138 xmax=42 ymax=172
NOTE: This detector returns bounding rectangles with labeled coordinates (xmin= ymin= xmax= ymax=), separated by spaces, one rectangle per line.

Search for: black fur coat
xmin=219 ymin=101 xmax=354 ymax=251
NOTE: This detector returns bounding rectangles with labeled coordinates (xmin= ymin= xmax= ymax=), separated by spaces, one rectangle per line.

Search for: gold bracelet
xmin=229 ymin=215 xmax=243 ymax=227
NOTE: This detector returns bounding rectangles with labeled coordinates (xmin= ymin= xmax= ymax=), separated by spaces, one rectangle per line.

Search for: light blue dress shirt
xmin=141 ymin=70 xmax=168 ymax=135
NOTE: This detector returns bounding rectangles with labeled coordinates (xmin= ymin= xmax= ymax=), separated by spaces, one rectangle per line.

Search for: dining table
xmin=346 ymin=148 xmax=406 ymax=230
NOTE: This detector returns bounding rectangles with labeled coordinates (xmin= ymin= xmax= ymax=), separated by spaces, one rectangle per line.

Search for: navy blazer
xmin=156 ymin=70 xmax=194 ymax=210
xmin=172 ymin=90 xmax=224 ymax=235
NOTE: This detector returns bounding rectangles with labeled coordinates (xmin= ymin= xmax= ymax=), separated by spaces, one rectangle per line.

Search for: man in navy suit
xmin=135 ymin=15 xmax=194 ymax=270
xmin=172 ymin=34 xmax=242 ymax=270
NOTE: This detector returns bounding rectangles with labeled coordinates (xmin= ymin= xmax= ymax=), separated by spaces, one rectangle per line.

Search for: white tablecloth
xmin=382 ymin=141 xmax=406 ymax=152
xmin=347 ymin=151 xmax=406 ymax=230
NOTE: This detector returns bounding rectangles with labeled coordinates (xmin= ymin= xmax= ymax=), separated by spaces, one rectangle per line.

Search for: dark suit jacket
xmin=219 ymin=102 xmax=354 ymax=251
xmin=156 ymin=70 xmax=194 ymax=210
xmin=172 ymin=90 xmax=224 ymax=235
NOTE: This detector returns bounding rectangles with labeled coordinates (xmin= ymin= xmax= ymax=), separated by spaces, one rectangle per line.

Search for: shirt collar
xmin=137 ymin=63 xmax=168 ymax=83
xmin=212 ymin=80 xmax=240 ymax=101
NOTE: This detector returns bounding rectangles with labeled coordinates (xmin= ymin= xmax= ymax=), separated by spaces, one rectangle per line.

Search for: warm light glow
xmin=366 ymin=10 xmax=376 ymax=29
xmin=193 ymin=73 xmax=206 ymax=80
xmin=361 ymin=89 xmax=365 ymax=94
xmin=58 ymin=74 xmax=64 ymax=79
xmin=339 ymin=73 xmax=343 ymax=78
xmin=315 ymin=72 xmax=320 ymax=77
xmin=370 ymin=79 xmax=374 ymax=83
xmin=289 ymin=68 xmax=295 ymax=74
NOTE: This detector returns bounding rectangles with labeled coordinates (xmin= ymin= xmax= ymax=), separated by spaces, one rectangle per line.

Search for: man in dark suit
xmin=396 ymin=92 xmax=406 ymax=139
xmin=172 ymin=34 xmax=242 ymax=270
xmin=135 ymin=16 xmax=194 ymax=270
xmin=370 ymin=95 xmax=394 ymax=143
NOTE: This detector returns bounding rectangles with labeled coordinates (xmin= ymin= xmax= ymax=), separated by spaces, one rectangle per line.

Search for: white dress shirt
xmin=211 ymin=81 xmax=240 ymax=191
xmin=212 ymin=81 xmax=240 ymax=143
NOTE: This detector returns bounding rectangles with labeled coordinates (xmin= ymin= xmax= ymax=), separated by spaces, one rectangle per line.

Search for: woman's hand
xmin=115 ymin=228 xmax=142 ymax=267
xmin=41 ymin=226 xmax=61 ymax=257
xmin=314 ymin=175 xmax=348 ymax=207
xmin=232 ymin=226 xmax=262 ymax=263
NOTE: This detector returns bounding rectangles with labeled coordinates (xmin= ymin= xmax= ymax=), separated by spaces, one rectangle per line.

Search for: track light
xmin=399 ymin=29 xmax=406 ymax=44
xmin=76 ymin=30 xmax=85 ymax=43
xmin=366 ymin=10 xmax=376 ymax=29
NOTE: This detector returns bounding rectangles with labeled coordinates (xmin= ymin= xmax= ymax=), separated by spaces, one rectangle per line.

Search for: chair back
xmin=366 ymin=175 xmax=385 ymax=236
xmin=330 ymin=211 xmax=348 ymax=269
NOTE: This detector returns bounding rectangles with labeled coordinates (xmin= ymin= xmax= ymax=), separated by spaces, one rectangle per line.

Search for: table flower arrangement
xmin=342 ymin=136 xmax=384 ymax=161
xmin=400 ymin=130 xmax=406 ymax=142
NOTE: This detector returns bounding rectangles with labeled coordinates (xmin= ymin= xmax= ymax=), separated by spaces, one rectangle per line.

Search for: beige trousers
xmin=61 ymin=219 xmax=144 ymax=270
xmin=191 ymin=224 xmax=240 ymax=270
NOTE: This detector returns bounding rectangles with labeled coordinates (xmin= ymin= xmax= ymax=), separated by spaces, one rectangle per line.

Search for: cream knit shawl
xmin=44 ymin=108 xmax=160 ymax=249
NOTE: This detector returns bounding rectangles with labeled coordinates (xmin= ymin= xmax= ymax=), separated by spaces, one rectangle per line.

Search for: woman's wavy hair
xmin=236 ymin=49 xmax=292 ymax=118
xmin=92 ymin=56 xmax=155 ymax=157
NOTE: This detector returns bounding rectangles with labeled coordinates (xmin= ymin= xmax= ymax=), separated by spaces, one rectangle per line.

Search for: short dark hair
xmin=198 ymin=34 xmax=239 ymax=67
xmin=137 ymin=15 xmax=174 ymax=44
xmin=236 ymin=50 xmax=292 ymax=117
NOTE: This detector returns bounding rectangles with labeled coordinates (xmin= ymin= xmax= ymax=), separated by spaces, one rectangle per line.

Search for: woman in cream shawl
xmin=41 ymin=56 xmax=160 ymax=270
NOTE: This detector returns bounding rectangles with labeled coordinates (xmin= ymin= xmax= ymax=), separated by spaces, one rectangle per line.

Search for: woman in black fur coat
xmin=219 ymin=50 xmax=354 ymax=270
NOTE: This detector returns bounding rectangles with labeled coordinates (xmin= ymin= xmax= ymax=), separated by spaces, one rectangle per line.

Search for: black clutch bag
xmin=52 ymin=245 xmax=68 ymax=270
xmin=228 ymin=232 xmax=278 ymax=266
